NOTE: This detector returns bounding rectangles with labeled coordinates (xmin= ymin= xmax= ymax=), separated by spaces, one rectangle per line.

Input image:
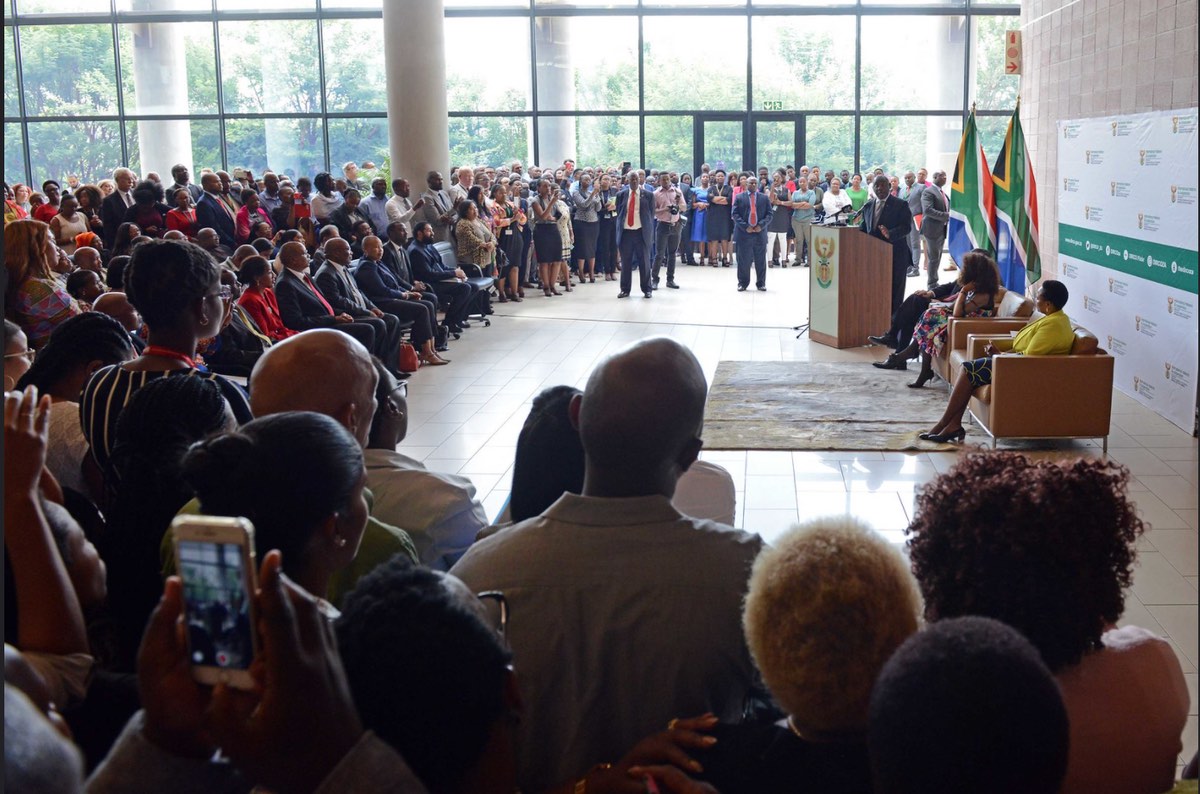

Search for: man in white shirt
xmin=446 ymin=166 xmax=473 ymax=205
xmin=385 ymin=178 xmax=424 ymax=236
xmin=451 ymin=337 xmax=763 ymax=791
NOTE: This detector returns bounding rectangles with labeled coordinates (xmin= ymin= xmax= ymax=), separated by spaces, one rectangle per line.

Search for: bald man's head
xmin=577 ymin=338 xmax=707 ymax=489
xmin=232 ymin=244 xmax=258 ymax=268
xmin=248 ymin=330 xmax=378 ymax=446
xmin=93 ymin=291 xmax=141 ymax=333
xmin=279 ymin=241 xmax=309 ymax=272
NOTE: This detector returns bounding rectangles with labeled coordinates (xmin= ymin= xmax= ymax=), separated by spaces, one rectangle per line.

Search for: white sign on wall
xmin=1056 ymin=108 xmax=1199 ymax=433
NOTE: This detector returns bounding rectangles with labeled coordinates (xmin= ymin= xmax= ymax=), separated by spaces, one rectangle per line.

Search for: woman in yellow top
xmin=921 ymin=280 xmax=1075 ymax=443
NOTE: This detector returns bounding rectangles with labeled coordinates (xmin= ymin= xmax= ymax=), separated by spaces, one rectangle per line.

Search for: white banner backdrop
xmin=1057 ymin=108 xmax=1199 ymax=433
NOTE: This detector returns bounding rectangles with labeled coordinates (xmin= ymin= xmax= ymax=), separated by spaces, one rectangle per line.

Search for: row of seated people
xmin=3 ymin=302 xmax=1193 ymax=793
xmin=3 ymin=218 xmax=502 ymax=384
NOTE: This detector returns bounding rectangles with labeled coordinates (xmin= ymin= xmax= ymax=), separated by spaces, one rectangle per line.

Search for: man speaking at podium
xmin=858 ymin=174 xmax=913 ymax=313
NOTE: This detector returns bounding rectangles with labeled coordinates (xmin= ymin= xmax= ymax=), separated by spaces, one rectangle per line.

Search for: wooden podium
xmin=807 ymin=224 xmax=893 ymax=349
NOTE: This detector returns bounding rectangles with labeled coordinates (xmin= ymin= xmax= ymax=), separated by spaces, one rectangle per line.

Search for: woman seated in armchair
xmin=921 ymin=279 xmax=1074 ymax=443
xmin=880 ymin=249 xmax=1004 ymax=387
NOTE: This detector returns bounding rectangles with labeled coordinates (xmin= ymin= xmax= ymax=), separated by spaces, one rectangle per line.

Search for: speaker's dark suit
xmin=732 ymin=190 xmax=774 ymax=290
xmin=195 ymin=192 xmax=237 ymax=250
xmin=314 ymin=261 xmax=404 ymax=364
xmin=274 ymin=266 xmax=380 ymax=355
xmin=407 ymin=240 xmax=473 ymax=328
xmin=100 ymin=192 xmax=131 ymax=249
xmin=860 ymin=194 xmax=913 ymax=313
xmin=614 ymin=186 xmax=655 ymax=295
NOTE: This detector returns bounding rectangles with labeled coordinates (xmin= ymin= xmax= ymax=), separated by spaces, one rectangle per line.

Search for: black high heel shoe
xmin=907 ymin=370 xmax=933 ymax=388
xmin=919 ymin=427 xmax=966 ymax=443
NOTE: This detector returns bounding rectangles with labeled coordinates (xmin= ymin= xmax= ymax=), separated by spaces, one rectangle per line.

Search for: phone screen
xmin=178 ymin=540 xmax=254 ymax=671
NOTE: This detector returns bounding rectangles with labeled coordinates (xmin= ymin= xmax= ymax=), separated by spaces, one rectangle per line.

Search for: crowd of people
xmin=3 ymin=157 xmax=1194 ymax=794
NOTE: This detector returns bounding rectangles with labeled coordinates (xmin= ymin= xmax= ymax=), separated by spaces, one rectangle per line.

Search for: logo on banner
xmin=1139 ymin=149 xmax=1146 ymax=165
xmin=1167 ymin=295 xmax=1194 ymax=320
xmin=1135 ymin=315 xmax=1142 ymax=331
xmin=1111 ymin=121 xmax=1118 ymax=136
xmin=1138 ymin=212 xmax=1144 ymax=229
xmin=1171 ymin=185 xmax=1177 ymax=203
xmin=1166 ymin=363 xmax=1192 ymax=387
xmin=1169 ymin=296 xmax=1175 ymax=313
xmin=1133 ymin=375 xmax=1141 ymax=393
xmin=1108 ymin=277 xmax=1114 ymax=291
xmin=1174 ymin=116 xmax=1179 ymax=133
xmin=1165 ymin=362 xmax=1172 ymax=380
xmin=1111 ymin=181 xmax=1116 ymax=196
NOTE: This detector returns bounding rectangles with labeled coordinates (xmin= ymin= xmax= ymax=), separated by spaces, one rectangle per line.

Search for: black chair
xmin=433 ymin=241 xmax=495 ymax=327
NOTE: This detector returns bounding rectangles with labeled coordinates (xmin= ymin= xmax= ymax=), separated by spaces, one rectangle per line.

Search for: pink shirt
xmin=1056 ymin=625 xmax=1189 ymax=794
xmin=653 ymin=186 xmax=687 ymax=225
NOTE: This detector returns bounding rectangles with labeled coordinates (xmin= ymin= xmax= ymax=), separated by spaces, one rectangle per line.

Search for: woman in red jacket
xmin=235 ymin=255 xmax=296 ymax=342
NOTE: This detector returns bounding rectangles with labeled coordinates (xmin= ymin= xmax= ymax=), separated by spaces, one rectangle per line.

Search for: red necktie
xmin=303 ymin=274 xmax=335 ymax=316
xmin=749 ymin=193 xmax=757 ymax=227
xmin=626 ymin=189 xmax=637 ymax=227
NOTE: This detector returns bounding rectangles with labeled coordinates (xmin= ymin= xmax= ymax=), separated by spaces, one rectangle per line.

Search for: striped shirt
xmin=80 ymin=365 xmax=253 ymax=473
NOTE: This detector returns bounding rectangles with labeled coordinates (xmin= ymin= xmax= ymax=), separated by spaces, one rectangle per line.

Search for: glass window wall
xmin=3 ymin=3 xmax=1016 ymax=186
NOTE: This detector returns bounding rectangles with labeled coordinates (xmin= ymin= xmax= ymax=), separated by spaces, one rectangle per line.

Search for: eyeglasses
xmin=477 ymin=591 xmax=508 ymax=639
xmin=3 ymin=349 xmax=35 ymax=363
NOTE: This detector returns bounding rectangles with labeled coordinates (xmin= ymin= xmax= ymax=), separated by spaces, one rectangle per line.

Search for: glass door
xmin=753 ymin=117 xmax=800 ymax=175
xmin=694 ymin=115 xmax=746 ymax=176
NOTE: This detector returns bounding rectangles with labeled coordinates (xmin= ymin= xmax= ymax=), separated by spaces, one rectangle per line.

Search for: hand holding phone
xmin=173 ymin=516 xmax=259 ymax=690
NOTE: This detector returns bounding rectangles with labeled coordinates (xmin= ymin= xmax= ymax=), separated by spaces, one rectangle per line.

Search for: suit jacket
xmin=731 ymin=191 xmax=773 ymax=237
xmin=314 ymin=262 xmax=377 ymax=318
xmin=274 ymin=267 xmax=340 ymax=331
xmin=355 ymin=257 xmax=409 ymax=302
xmin=329 ymin=203 xmax=376 ymax=243
xmin=920 ymin=186 xmax=950 ymax=240
xmin=613 ymin=187 xmax=656 ymax=249
xmin=860 ymin=195 xmax=913 ymax=253
xmin=418 ymin=189 xmax=455 ymax=243
xmin=407 ymin=240 xmax=460 ymax=283
xmin=381 ymin=242 xmax=416 ymax=287
xmin=195 ymin=193 xmax=237 ymax=249
xmin=904 ymin=183 xmax=926 ymax=219
xmin=100 ymin=192 xmax=132 ymax=248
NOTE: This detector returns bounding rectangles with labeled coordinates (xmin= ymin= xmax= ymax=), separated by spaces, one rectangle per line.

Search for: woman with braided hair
xmin=15 ymin=313 xmax=136 ymax=494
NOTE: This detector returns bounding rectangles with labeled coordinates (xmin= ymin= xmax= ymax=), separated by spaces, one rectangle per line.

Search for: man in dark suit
xmin=273 ymin=241 xmax=386 ymax=365
xmin=355 ymin=235 xmax=445 ymax=357
xmin=314 ymin=238 xmax=405 ymax=369
xmin=383 ymin=221 xmax=439 ymax=310
xmin=408 ymin=221 xmax=475 ymax=333
xmin=195 ymin=172 xmax=237 ymax=250
xmin=100 ymin=167 xmax=136 ymax=249
xmin=860 ymin=175 xmax=914 ymax=314
xmin=731 ymin=176 xmax=773 ymax=292
xmin=614 ymin=172 xmax=655 ymax=298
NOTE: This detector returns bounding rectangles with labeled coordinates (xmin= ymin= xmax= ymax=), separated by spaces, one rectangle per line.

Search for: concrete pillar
xmin=534 ymin=17 xmax=575 ymax=166
xmin=129 ymin=0 xmax=193 ymax=175
xmin=927 ymin=15 xmax=970 ymax=172
xmin=383 ymin=0 xmax=450 ymax=185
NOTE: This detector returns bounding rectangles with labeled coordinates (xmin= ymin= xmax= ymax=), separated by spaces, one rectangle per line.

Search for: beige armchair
xmin=932 ymin=290 xmax=1035 ymax=382
xmin=950 ymin=325 xmax=1115 ymax=452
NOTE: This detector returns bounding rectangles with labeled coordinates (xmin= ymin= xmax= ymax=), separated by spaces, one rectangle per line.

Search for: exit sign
xmin=762 ymin=100 xmax=784 ymax=111
xmin=1005 ymin=30 xmax=1022 ymax=74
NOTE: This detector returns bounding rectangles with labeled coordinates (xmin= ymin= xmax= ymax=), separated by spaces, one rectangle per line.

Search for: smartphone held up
xmin=172 ymin=515 xmax=259 ymax=690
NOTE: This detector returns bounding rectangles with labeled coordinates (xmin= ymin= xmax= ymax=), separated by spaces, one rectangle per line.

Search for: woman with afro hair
xmin=906 ymin=451 xmax=1188 ymax=794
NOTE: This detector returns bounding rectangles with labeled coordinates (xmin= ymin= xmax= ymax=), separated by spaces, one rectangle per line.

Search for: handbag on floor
xmin=397 ymin=342 xmax=420 ymax=373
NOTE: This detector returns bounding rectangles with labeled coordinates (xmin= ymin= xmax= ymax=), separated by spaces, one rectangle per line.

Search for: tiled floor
xmin=401 ymin=262 xmax=1198 ymax=767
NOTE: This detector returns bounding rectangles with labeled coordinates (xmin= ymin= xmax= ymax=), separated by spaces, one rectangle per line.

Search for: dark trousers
xmin=889 ymin=293 xmax=934 ymax=349
xmin=735 ymin=231 xmax=767 ymax=288
xmin=431 ymin=280 xmax=474 ymax=327
xmin=334 ymin=322 xmax=376 ymax=356
xmin=374 ymin=297 xmax=437 ymax=345
xmin=653 ymin=220 xmax=683 ymax=283
xmin=597 ymin=218 xmax=617 ymax=274
xmin=353 ymin=312 xmax=403 ymax=366
xmin=891 ymin=244 xmax=911 ymax=314
xmin=618 ymin=232 xmax=652 ymax=294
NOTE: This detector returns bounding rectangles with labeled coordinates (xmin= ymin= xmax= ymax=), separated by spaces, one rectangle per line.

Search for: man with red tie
xmin=731 ymin=176 xmax=774 ymax=292
xmin=195 ymin=171 xmax=238 ymax=250
xmin=273 ymin=241 xmax=403 ymax=374
xmin=614 ymin=171 xmax=656 ymax=299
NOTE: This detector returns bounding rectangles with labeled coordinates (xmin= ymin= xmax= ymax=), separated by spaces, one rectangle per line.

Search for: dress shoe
xmin=872 ymin=355 xmax=907 ymax=370
xmin=643 ymin=291 xmax=652 ymax=299
xmin=868 ymin=333 xmax=898 ymax=348
xmin=651 ymin=281 xmax=659 ymax=291
xmin=919 ymin=427 xmax=966 ymax=443
xmin=617 ymin=291 xmax=630 ymax=298
xmin=906 ymin=266 xmax=920 ymax=277
xmin=666 ymin=281 xmax=679 ymax=289
xmin=435 ymin=341 xmax=450 ymax=352
xmin=737 ymin=285 xmax=747 ymax=292
xmin=757 ymin=285 xmax=767 ymax=291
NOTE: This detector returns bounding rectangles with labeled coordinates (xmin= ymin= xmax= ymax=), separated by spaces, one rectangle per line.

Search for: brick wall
xmin=1019 ymin=0 xmax=1198 ymax=281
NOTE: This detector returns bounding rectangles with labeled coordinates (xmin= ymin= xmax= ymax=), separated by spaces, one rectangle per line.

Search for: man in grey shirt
xmin=901 ymin=171 xmax=926 ymax=276
xmin=451 ymin=337 xmax=764 ymax=791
